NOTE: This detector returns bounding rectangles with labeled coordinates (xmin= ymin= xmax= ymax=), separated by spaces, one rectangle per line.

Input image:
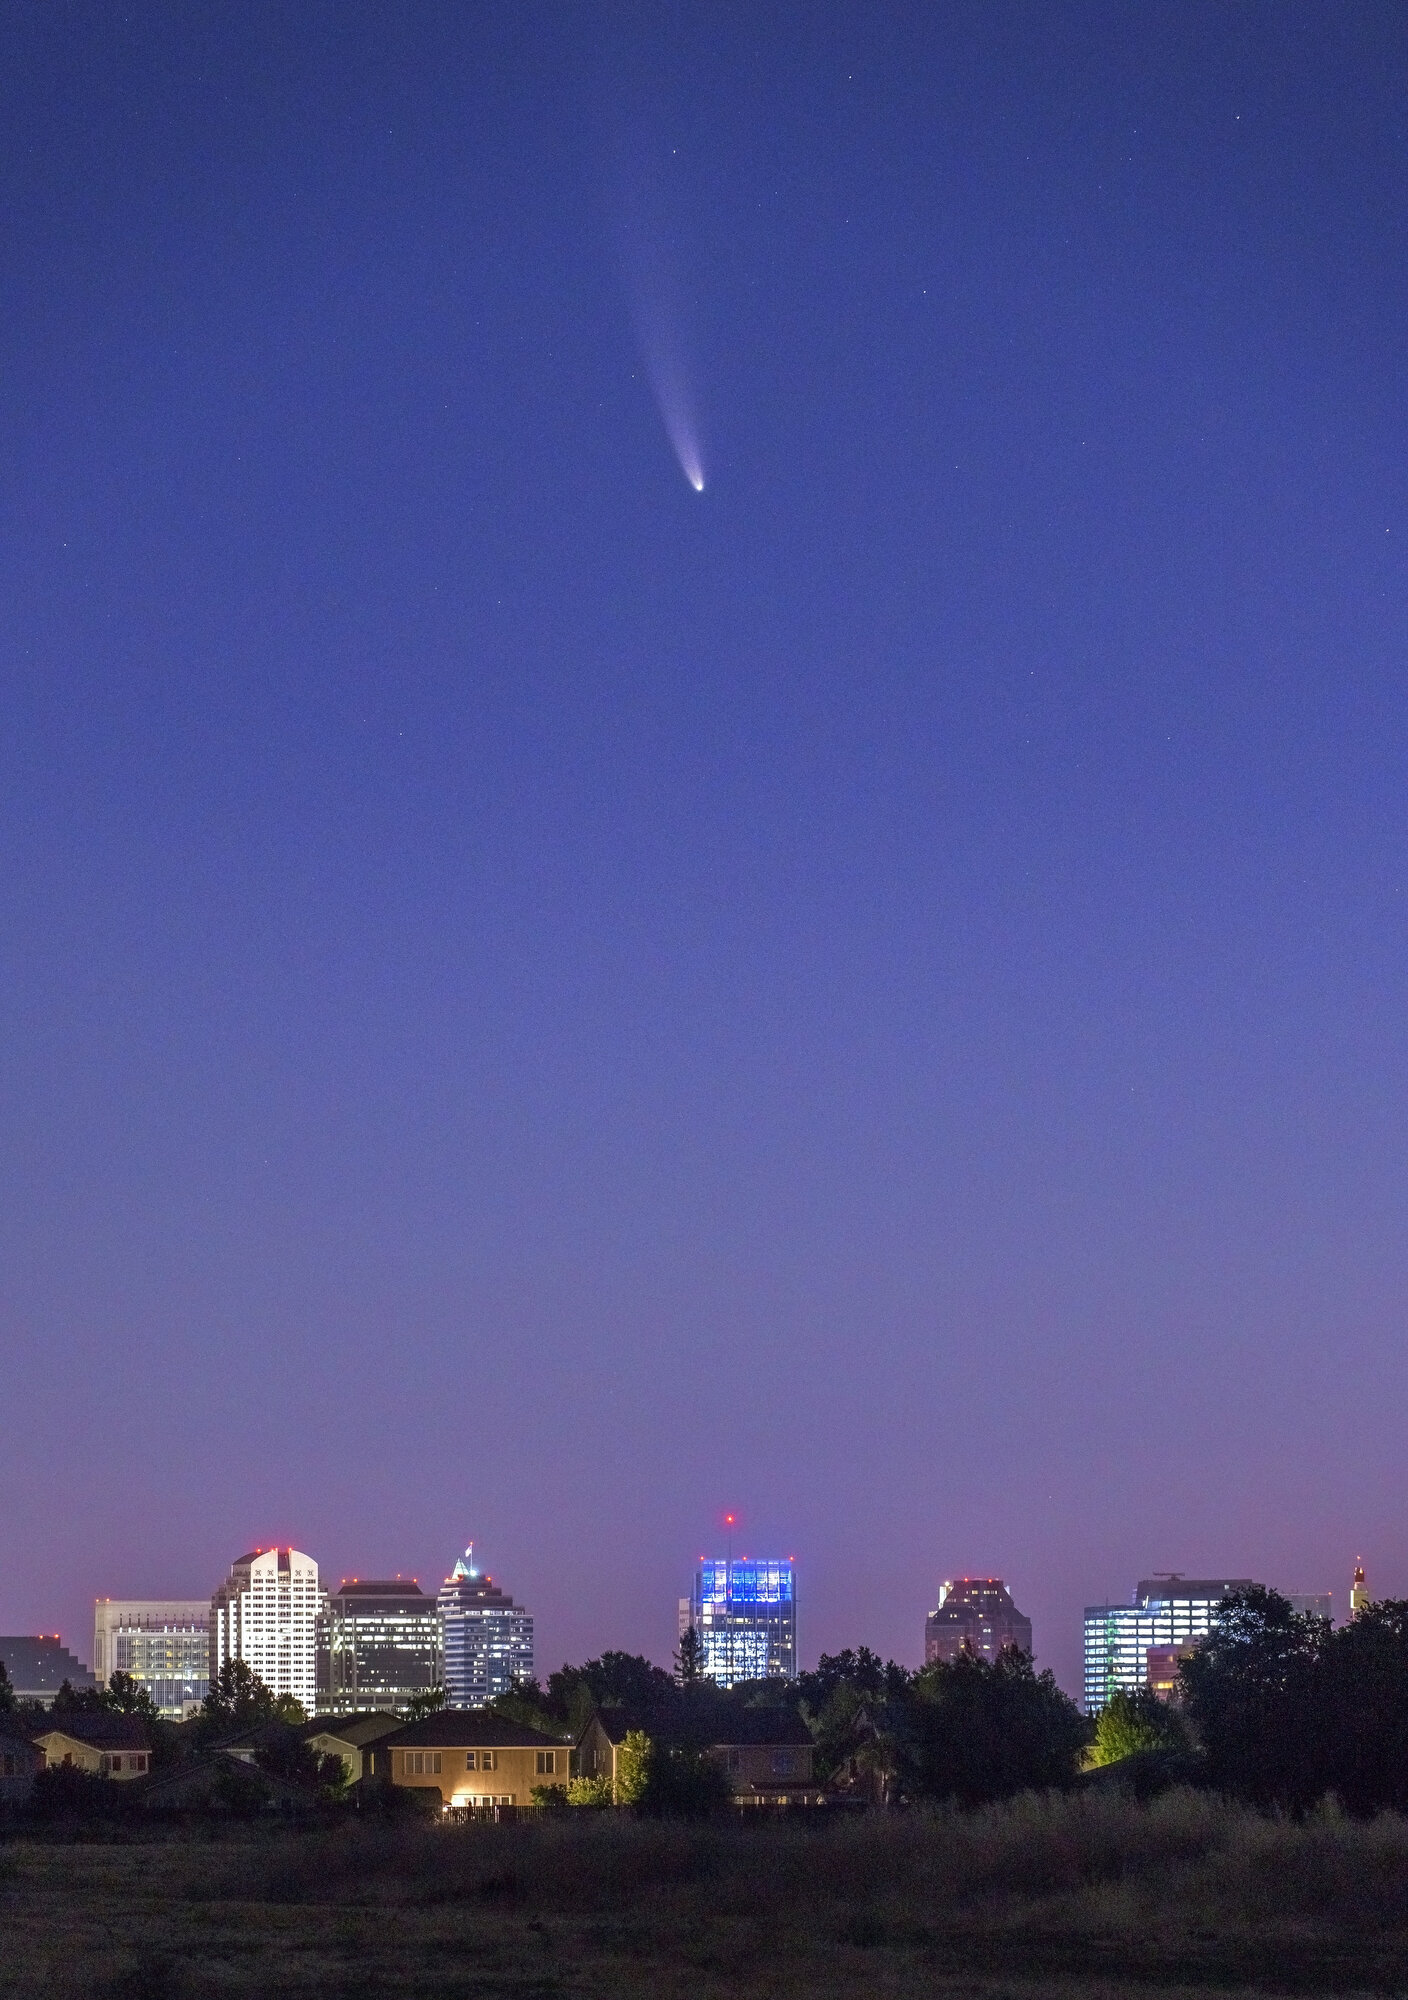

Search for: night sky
xmin=3 ymin=4 xmax=1406 ymax=1698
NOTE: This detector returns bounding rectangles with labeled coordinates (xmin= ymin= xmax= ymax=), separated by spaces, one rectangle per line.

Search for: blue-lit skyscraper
xmin=682 ymin=1558 xmax=796 ymax=1685
xmin=437 ymin=1545 xmax=533 ymax=1709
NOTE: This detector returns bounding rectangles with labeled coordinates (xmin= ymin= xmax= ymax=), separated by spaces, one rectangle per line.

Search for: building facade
xmin=682 ymin=1558 xmax=797 ymax=1685
xmin=316 ymin=1578 xmax=442 ymax=1714
xmin=0 ymin=1636 xmax=96 ymax=1705
xmin=924 ymin=1578 xmax=1033 ymax=1665
xmin=1286 ymin=1593 xmax=1333 ymax=1622
xmin=32 ymin=1715 xmax=153 ymax=1778
xmin=436 ymin=1547 xmax=533 ymax=1708
xmin=576 ymin=1704 xmax=822 ymax=1805
xmin=93 ymin=1601 xmax=210 ymax=1719
xmin=1083 ymin=1576 xmax=1255 ymax=1713
xmin=369 ymin=1712 xmax=566 ymax=1809
xmin=211 ymin=1547 xmax=324 ymax=1711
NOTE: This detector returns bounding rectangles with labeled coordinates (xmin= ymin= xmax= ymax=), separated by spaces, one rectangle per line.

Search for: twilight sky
xmin=2 ymin=3 xmax=1406 ymax=1697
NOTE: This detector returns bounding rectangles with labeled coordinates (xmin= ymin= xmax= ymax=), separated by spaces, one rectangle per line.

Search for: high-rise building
xmin=1286 ymin=1593 xmax=1333 ymax=1622
xmin=93 ymin=1602 xmax=210 ymax=1719
xmin=1350 ymin=1562 xmax=1370 ymax=1617
xmin=316 ymin=1579 xmax=443 ymax=1714
xmin=1083 ymin=1576 xmax=1256 ymax=1714
xmin=211 ymin=1547 xmax=324 ymax=1712
xmin=682 ymin=1558 xmax=796 ymax=1686
xmin=0 ymin=1636 xmax=96 ymax=1706
xmin=924 ymin=1578 xmax=1032 ymax=1665
xmin=436 ymin=1546 xmax=533 ymax=1709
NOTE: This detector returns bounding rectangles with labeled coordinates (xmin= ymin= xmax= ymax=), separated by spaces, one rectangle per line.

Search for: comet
xmin=616 ymin=156 xmax=707 ymax=493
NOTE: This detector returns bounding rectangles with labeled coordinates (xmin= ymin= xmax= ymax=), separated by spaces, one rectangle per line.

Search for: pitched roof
xmin=304 ymin=1713 xmax=403 ymax=1747
xmin=34 ymin=1714 xmax=152 ymax=1750
xmin=142 ymin=1754 xmax=315 ymax=1811
xmin=382 ymin=1713 xmax=568 ymax=1749
xmin=584 ymin=1702 xmax=813 ymax=1748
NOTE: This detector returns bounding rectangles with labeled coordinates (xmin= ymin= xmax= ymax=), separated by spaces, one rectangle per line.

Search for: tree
xmin=675 ymin=1624 xmax=707 ymax=1686
xmin=546 ymin=1653 xmax=677 ymax=1737
xmin=0 ymin=1659 xmax=13 ymax=1712
xmin=905 ymin=1646 xmax=1089 ymax=1804
xmin=102 ymin=1672 xmax=162 ymax=1723
xmin=637 ymin=1743 xmax=732 ymax=1818
xmin=1316 ymin=1598 xmax=1408 ymax=1814
xmin=487 ymin=1675 xmax=564 ymax=1738
xmin=49 ymin=1677 xmax=108 ymax=1717
xmin=404 ymin=1685 xmax=447 ymax=1721
xmin=796 ymin=1648 xmax=910 ymax=1717
xmin=198 ymin=1659 xmax=280 ymax=1736
xmin=614 ymin=1728 xmax=653 ymax=1805
xmin=566 ymin=1773 xmax=614 ymax=1807
xmin=1088 ymin=1687 xmax=1192 ymax=1766
xmin=1179 ymin=1588 xmax=1327 ymax=1809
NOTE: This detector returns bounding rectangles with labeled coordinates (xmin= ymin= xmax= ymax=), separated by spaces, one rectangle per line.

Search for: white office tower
xmin=210 ymin=1547 xmax=324 ymax=1711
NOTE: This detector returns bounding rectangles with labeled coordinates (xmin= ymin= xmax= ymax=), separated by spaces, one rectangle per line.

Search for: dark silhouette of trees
xmin=1317 ymin=1599 xmax=1408 ymax=1814
xmin=905 ymin=1646 xmax=1089 ymax=1804
xmin=1178 ymin=1588 xmax=1328 ymax=1809
xmin=675 ymin=1624 xmax=707 ymax=1686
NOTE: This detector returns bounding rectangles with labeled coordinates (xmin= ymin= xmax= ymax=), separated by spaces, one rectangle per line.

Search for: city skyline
xmin=2 ymin=1541 xmax=1360 ymax=1710
xmin=4 ymin=6 xmax=1405 ymax=1702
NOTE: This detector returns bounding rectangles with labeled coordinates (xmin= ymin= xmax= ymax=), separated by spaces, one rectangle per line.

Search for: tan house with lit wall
xmin=32 ymin=1715 xmax=152 ymax=1779
xmin=368 ymin=1713 xmax=570 ymax=1808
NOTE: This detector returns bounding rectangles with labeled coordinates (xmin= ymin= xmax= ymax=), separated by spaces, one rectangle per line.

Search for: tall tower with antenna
xmin=1350 ymin=1560 xmax=1370 ymax=1617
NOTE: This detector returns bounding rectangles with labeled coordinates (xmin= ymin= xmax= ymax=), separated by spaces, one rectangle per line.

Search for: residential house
xmin=303 ymin=1712 xmax=403 ymax=1783
xmin=32 ymin=1714 xmax=152 ymax=1779
xmin=575 ymin=1704 xmax=823 ymax=1806
xmin=0 ymin=1722 xmax=42 ymax=1805
xmin=368 ymin=1713 xmax=569 ymax=1810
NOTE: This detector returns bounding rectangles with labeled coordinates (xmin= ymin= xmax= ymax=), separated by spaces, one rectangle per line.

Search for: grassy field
xmin=5 ymin=1789 xmax=1408 ymax=1998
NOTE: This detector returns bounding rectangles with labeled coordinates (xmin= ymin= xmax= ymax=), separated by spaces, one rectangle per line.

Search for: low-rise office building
xmin=32 ymin=1715 xmax=152 ymax=1778
xmin=0 ymin=1636 xmax=96 ymax=1706
xmin=925 ymin=1578 xmax=1033 ymax=1665
xmin=368 ymin=1713 xmax=568 ymax=1810
xmin=1083 ymin=1577 xmax=1256 ymax=1712
xmin=93 ymin=1600 xmax=210 ymax=1719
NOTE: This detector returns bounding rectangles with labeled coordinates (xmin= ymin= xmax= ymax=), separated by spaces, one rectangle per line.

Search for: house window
xmin=536 ymin=1751 xmax=556 ymax=1775
xmin=481 ymin=1750 xmax=496 ymax=1772
xmin=726 ymin=1749 xmax=742 ymax=1773
xmin=405 ymin=1751 xmax=444 ymax=1776
xmin=465 ymin=1752 xmax=476 ymax=1769
xmin=772 ymin=1752 xmax=795 ymax=1776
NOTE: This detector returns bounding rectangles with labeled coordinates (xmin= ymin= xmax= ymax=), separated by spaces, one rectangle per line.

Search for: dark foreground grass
xmin=5 ymin=1790 xmax=1408 ymax=1999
